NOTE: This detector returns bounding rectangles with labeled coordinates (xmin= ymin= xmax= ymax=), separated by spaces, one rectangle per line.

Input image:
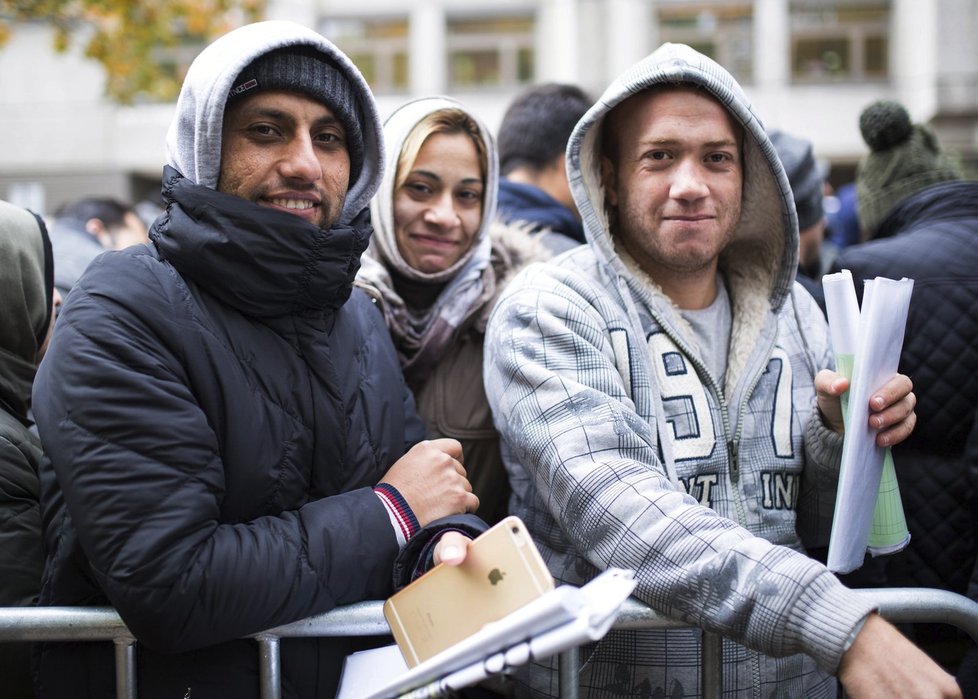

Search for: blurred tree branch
xmin=0 ymin=0 xmax=266 ymax=103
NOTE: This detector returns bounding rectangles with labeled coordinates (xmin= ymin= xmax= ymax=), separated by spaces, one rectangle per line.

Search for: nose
xmin=423 ymin=193 xmax=460 ymax=227
xmin=279 ymin=135 xmax=321 ymax=183
xmin=670 ymin=159 xmax=709 ymax=201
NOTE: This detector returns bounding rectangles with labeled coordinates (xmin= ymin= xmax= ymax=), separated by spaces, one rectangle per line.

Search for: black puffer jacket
xmin=31 ymin=169 xmax=427 ymax=698
xmin=830 ymin=179 xmax=978 ymax=596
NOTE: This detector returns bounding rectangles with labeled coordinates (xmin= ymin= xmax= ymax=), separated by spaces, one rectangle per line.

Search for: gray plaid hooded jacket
xmin=484 ymin=43 xmax=877 ymax=698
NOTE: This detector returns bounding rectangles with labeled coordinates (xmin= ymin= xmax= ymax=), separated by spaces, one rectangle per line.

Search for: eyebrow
xmin=237 ymin=106 xmax=344 ymax=131
xmin=645 ymin=137 xmax=739 ymax=149
xmin=409 ymin=169 xmax=483 ymax=187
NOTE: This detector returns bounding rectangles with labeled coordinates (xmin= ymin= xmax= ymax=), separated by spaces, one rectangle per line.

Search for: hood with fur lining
xmin=566 ymin=43 xmax=799 ymax=388
xmin=567 ymin=42 xmax=798 ymax=311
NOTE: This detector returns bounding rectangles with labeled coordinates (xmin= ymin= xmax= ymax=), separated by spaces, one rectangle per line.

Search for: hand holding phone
xmin=384 ymin=516 xmax=554 ymax=667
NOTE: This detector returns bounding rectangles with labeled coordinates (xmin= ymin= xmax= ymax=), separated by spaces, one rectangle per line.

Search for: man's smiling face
xmin=601 ymin=86 xmax=743 ymax=296
xmin=218 ymin=89 xmax=350 ymax=230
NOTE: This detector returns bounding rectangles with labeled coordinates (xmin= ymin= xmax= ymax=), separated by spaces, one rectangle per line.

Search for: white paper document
xmin=337 ymin=568 xmax=637 ymax=699
xmin=823 ymin=271 xmax=913 ymax=573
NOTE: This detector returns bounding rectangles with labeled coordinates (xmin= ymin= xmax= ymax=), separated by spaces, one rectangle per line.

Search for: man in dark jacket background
xmin=495 ymin=82 xmax=592 ymax=255
xmin=830 ymin=98 xmax=978 ymax=679
xmin=46 ymin=196 xmax=148 ymax=298
xmin=31 ymin=20 xmax=479 ymax=699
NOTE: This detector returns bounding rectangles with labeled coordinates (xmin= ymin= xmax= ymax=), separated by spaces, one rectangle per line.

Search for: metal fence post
xmin=256 ymin=634 xmax=281 ymax=699
xmin=113 ymin=638 xmax=137 ymax=699
xmin=558 ymin=646 xmax=580 ymax=699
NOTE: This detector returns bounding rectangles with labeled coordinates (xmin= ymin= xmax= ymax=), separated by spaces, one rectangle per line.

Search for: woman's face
xmin=393 ymin=132 xmax=484 ymax=274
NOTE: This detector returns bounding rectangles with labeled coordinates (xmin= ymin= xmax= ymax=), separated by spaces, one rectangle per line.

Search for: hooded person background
xmin=483 ymin=43 xmax=957 ymax=698
xmin=31 ymin=20 xmax=479 ymax=699
xmin=0 ymin=199 xmax=59 ymax=699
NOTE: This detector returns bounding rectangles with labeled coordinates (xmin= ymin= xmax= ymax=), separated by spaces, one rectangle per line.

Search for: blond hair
xmin=394 ymin=108 xmax=489 ymax=200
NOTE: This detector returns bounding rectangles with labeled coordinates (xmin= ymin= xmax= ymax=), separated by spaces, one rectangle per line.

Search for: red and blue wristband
xmin=373 ymin=483 xmax=420 ymax=547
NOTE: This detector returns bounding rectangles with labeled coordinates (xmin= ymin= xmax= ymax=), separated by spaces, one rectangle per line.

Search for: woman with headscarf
xmin=357 ymin=97 xmax=548 ymax=525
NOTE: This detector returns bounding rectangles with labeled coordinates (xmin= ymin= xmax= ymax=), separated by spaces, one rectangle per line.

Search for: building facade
xmin=1 ymin=0 xmax=976 ymax=215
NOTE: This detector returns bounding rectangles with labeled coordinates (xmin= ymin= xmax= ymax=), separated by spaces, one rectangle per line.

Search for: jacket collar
xmin=497 ymin=179 xmax=586 ymax=244
xmin=875 ymin=180 xmax=978 ymax=239
xmin=151 ymin=166 xmax=370 ymax=318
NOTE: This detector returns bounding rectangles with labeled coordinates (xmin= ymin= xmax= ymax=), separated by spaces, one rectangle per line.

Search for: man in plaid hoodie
xmin=483 ymin=44 xmax=959 ymax=698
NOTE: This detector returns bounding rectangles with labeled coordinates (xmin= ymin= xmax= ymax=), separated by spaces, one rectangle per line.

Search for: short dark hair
xmin=497 ymin=83 xmax=592 ymax=176
xmin=54 ymin=197 xmax=134 ymax=228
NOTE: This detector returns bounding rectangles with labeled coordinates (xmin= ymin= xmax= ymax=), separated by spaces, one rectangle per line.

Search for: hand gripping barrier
xmin=1 ymin=587 xmax=977 ymax=698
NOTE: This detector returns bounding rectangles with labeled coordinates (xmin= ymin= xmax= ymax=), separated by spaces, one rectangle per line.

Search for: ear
xmin=85 ymin=218 xmax=112 ymax=247
xmin=600 ymin=155 xmax=618 ymax=208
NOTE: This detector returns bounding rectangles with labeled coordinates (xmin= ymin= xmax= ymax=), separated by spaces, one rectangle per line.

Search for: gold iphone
xmin=383 ymin=515 xmax=554 ymax=667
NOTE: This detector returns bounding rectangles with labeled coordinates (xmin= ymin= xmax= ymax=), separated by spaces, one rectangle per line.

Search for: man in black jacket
xmin=831 ymin=98 xmax=978 ymax=678
xmin=31 ymin=21 xmax=479 ymax=699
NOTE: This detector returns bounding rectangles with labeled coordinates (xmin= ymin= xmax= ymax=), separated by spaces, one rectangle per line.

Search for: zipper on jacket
xmin=728 ymin=333 xmax=778 ymax=699
xmin=727 ymin=439 xmax=740 ymax=484
xmin=658 ymin=325 xmax=751 ymax=527
xmin=643 ymin=298 xmax=769 ymax=698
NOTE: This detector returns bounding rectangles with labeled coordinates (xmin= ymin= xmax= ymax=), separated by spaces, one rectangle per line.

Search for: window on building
xmin=657 ymin=2 xmax=754 ymax=85
xmin=790 ymin=1 xmax=889 ymax=83
xmin=447 ymin=15 xmax=534 ymax=90
xmin=318 ymin=17 xmax=410 ymax=93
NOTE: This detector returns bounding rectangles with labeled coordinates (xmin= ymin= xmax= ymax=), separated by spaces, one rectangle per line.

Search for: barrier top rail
xmin=1 ymin=587 xmax=977 ymax=699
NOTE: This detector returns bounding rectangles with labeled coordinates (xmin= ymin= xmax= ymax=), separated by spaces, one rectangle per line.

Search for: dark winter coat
xmin=0 ymin=199 xmax=52 ymax=699
xmin=31 ymin=168 xmax=427 ymax=699
xmin=831 ymin=179 xmax=978 ymax=597
xmin=497 ymin=179 xmax=585 ymax=255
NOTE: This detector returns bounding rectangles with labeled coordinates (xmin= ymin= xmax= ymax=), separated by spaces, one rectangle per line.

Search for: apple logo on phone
xmin=488 ymin=568 xmax=505 ymax=585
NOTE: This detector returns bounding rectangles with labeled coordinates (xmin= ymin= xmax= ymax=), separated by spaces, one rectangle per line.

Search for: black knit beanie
xmin=855 ymin=99 xmax=962 ymax=236
xmin=227 ymin=46 xmax=365 ymax=183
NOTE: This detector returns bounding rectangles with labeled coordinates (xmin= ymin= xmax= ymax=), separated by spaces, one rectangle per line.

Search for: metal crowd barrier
xmin=1 ymin=587 xmax=977 ymax=699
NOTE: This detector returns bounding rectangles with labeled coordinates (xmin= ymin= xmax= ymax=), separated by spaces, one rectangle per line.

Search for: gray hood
xmin=566 ymin=42 xmax=798 ymax=311
xmin=165 ymin=20 xmax=385 ymax=225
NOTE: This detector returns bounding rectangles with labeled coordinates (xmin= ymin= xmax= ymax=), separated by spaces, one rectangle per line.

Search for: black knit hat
xmin=769 ymin=129 xmax=824 ymax=231
xmin=228 ymin=46 xmax=365 ymax=183
xmin=855 ymin=99 xmax=962 ymax=236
